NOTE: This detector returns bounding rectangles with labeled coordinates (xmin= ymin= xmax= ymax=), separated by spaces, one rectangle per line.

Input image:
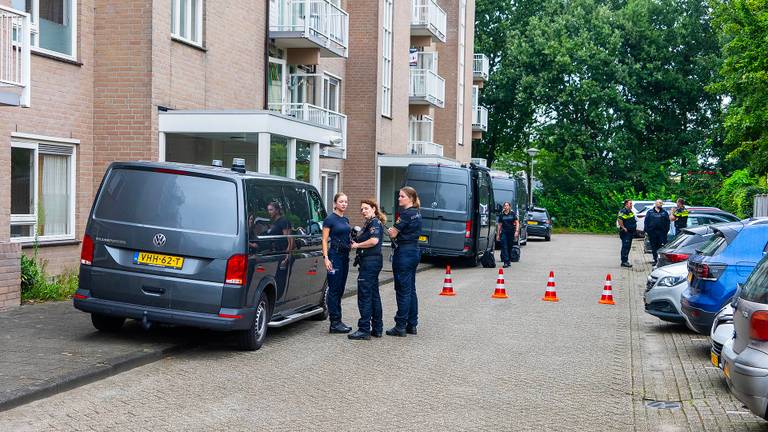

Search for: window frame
xmin=171 ymin=0 xmax=204 ymax=47
xmin=381 ymin=0 xmax=393 ymax=118
xmin=10 ymin=136 xmax=77 ymax=243
xmin=13 ymin=0 xmax=78 ymax=60
xmin=322 ymin=73 xmax=341 ymax=113
xmin=320 ymin=170 xmax=339 ymax=214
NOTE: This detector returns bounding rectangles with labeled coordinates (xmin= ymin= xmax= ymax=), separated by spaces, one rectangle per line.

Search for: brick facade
xmin=0 ymin=242 xmax=21 ymax=310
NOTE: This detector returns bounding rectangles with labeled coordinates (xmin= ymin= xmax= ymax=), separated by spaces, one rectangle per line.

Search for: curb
xmin=0 ymin=341 xmax=197 ymax=413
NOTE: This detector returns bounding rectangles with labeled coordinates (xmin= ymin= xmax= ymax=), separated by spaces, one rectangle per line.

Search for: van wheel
xmin=237 ymin=292 xmax=271 ymax=351
xmin=309 ymin=282 xmax=329 ymax=321
xmin=91 ymin=313 xmax=125 ymax=332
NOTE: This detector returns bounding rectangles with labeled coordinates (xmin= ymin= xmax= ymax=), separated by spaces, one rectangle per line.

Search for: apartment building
xmin=0 ymin=0 xmax=481 ymax=309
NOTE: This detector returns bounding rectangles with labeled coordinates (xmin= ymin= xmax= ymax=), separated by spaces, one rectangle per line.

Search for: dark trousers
xmin=356 ymin=255 xmax=383 ymax=333
xmin=392 ymin=245 xmax=420 ymax=330
xmin=327 ymin=250 xmax=349 ymax=323
xmin=499 ymin=230 xmax=516 ymax=264
xmin=648 ymin=231 xmax=667 ymax=262
xmin=620 ymin=230 xmax=634 ymax=264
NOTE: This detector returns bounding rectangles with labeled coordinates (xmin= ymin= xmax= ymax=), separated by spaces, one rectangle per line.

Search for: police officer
xmin=644 ymin=199 xmax=670 ymax=266
xmin=670 ymin=198 xmax=689 ymax=236
xmin=617 ymin=199 xmax=636 ymax=268
xmin=386 ymin=186 xmax=422 ymax=337
xmin=322 ymin=193 xmax=352 ymax=334
xmin=348 ymin=199 xmax=386 ymax=340
xmin=495 ymin=201 xmax=519 ymax=268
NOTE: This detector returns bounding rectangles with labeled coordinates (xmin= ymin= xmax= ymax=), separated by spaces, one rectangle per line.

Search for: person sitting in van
xmin=496 ymin=201 xmax=520 ymax=268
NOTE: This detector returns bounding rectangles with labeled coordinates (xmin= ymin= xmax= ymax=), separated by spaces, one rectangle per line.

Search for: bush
xmin=20 ymin=250 xmax=78 ymax=302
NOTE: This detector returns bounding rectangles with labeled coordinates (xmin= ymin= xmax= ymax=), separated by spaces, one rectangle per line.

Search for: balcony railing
xmin=269 ymin=102 xmax=347 ymax=157
xmin=411 ymin=0 xmax=446 ymax=43
xmin=409 ymin=69 xmax=445 ymax=108
xmin=409 ymin=116 xmax=442 ymax=156
xmin=269 ymin=0 xmax=348 ymax=58
xmin=0 ymin=6 xmax=30 ymax=107
xmin=473 ymin=54 xmax=489 ymax=82
xmin=408 ymin=141 xmax=444 ymax=157
xmin=472 ymin=105 xmax=488 ymax=132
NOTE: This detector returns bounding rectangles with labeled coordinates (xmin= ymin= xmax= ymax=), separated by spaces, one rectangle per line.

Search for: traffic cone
xmin=541 ymin=271 xmax=560 ymax=302
xmin=598 ymin=274 xmax=616 ymax=305
xmin=439 ymin=265 xmax=456 ymax=296
xmin=492 ymin=268 xmax=509 ymax=299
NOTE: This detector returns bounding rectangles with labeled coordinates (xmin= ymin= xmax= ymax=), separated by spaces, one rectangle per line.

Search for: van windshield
xmin=94 ymin=168 xmax=238 ymax=235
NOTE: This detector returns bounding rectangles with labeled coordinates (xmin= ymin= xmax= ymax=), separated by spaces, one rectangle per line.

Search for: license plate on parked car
xmin=134 ymin=252 xmax=184 ymax=269
xmin=527 ymin=221 xmax=537 ymax=225
xmin=687 ymin=272 xmax=693 ymax=283
xmin=418 ymin=235 xmax=428 ymax=242
xmin=711 ymin=352 xmax=719 ymax=368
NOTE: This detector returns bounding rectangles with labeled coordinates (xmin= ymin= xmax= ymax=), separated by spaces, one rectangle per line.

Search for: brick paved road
xmin=0 ymin=234 xmax=764 ymax=431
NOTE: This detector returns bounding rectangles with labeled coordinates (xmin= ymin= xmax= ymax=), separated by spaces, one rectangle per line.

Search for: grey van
xmin=403 ymin=163 xmax=496 ymax=267
xmin=73 ymin=161 xmax=329 ymax=350
xmin=490 ymin=173 xmax=529 ymax=245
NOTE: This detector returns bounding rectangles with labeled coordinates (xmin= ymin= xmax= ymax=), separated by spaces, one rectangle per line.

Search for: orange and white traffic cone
xmin=598 ymin=274 xmax=615 ymax=305
xmin=541 ymin=271 xmax=560 ymax=302
xmin=439 ymin=265 xmax=456 ymax=296
xmin=492 ymin=268 xmax=509 ymax=299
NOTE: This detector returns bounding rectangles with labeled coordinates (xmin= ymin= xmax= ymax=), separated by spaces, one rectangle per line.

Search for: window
xmin=323 ymin=75 xmax=340 ymax=113
xmin=270 ymin=135 xmax=288 ymax=177
xmin=268 ymin=58 xmax=287 ymax=111
xmin=307 ymin=190 xmax=327 ymax=234
xmin=10 ymin=139 xmax=76 ymax=241
xmin=11 ymin=0 xmax=77 ymax=58
xmin=296 ymin=141 xmax=311 ymax=183
xmin=320 ymin=171 xmax=338 ymax=213
xmin=171 ymin=0 xmax=203 ymax=46
xmin=245 ymin=180 xmax=290 ymax=254
xmin=282 ymin=186 xmax=311 ymax=235
xmin=381 ymin=0 xmax=393 ymax=117
xmin=456 ymin=0 xmax=467 ymax=145
xmin=740 ymin=255 xmax=768 ymax=304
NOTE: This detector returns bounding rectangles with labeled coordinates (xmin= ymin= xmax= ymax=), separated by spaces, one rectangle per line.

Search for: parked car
xmin=635 ymin=202 xmax=676 ymax=237
xmin=403 ymin=162 xmax=496 ymax=267
xmin=710 ymin=304 xmax=734 ymax=370
xmin=654 ymin=225 xmax=720 ymax=268
xmin=73 ymin=160 xmax=329 ymax=351
xmin=644 ymin=261 xmax=690 ymax=325
xmin=491 ymin=173 xmax=529 ymax=246
xmin=525 ymin=207 xmax=552 ymax=241
xmin=644 ymin=208 xmax=740 ymax=255
xmin=721 ymin=253 xmax=768 ymax=419
xmin=681 ymin=218 xmax=768 ymax=334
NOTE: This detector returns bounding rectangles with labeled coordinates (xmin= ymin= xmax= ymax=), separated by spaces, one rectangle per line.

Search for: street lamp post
xmin=526 ymin=147 xmax=540 ymax=208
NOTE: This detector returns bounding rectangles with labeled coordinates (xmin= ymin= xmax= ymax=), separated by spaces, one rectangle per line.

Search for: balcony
xmin=409 ymin=69 xmax=445 ymax=108
xmin=472 ymin=105 xmax=488 ymax=132
xmin=269 ymin=0 xmax=349 ymax=58
xmin=409 ymin=116 xmax=443 ymax=156
xmin=473 ymin=54 xmax=489 ymax=82
xmin=411 ymin=0 xmax=446 ymax=43
xmin=0 ymin=6 xmax=30 ymax=107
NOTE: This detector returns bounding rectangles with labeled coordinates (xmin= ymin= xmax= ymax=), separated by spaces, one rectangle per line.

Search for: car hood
xmin=651 ymin=261 xmax=688 ymax=278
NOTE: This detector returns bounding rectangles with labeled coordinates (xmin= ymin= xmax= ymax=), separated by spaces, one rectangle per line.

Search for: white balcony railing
xmin=409 ymin=116 xmax=442 ymax=156
xmin=269 ymin=0 xmax=348 ymax=57
xmin=473 ymin=53 xmax=489 ymax=81
xmin=0 ymin=5 xmax=30 ymax=107
xmin=472 ymin=105 xmax=488 ymax=132
xmin=408 ymin=141 xmax=444 ymax=157
xmin=270 ymin=102 xmax=347 ymax=157
xmin=411 ymin=0 xmax=446 ymax=43
xmin=409 ymin=69 xmax=445 ymax=108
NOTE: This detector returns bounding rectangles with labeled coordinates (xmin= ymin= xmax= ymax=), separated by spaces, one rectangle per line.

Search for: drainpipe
xmin=264 ymin=0 xmax=271 ymax=110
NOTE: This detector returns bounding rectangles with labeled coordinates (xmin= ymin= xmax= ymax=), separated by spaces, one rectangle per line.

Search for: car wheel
xmin=91 ymin=313 xmax=125 ymax=332
xmin=309 ymin=282 xmax=329 ymax=321
xmin=237 ymin=291 xmax=271 ymax=351
xmin=545 ymin=232 xmax=551 ymax=241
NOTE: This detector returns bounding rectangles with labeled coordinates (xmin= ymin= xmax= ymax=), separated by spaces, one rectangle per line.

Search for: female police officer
xmin=322 ymin=193 xmax=352 ymax=334
xmin=496 ymin=201 xmax=519 ymax=268
xmin=386 ymin=186 xmax=422 ymax=337
xmin=348 ymin=199 xmax=387 ymax=340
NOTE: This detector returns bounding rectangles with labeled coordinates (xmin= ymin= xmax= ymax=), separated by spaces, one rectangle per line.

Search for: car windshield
xmin=740 ymin=254 xmax=768 ymax=304
xmin=698 ymin=233 xmax=727 ymax=257
xmin=530 ymin=211 xmax=548 ymax=219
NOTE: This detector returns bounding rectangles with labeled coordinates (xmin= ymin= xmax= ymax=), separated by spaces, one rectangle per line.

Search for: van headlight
xmin=657 ymin=276 xmax=686 ymax=287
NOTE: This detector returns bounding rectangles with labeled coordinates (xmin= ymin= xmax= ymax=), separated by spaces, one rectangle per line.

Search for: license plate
xmin=418 ymin=235 xmax=428 ymax=242
xmin=134 ymin=251 xmax=184 ymax=269
xmin=711 ymin=352 xmax=719 ymax=368
xmin=687 ymin=272 xmax=693 ymax=283
xmin=527 ymin=220 xmax=537 ymax=225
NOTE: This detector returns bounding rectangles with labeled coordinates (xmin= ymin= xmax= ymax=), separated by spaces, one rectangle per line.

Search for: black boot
xmin=385 ymin=327 xmax=407 ymax=337
xmin=329 ymin=321 xmax=352 ymax=334
xmin=406 ymin=326 xmax=417 ymax=335
xmin=348 ymin=330 xmax=371 ymax=340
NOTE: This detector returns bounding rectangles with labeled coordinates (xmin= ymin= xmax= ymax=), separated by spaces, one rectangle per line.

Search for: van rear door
xmin=403 ymin=165 xmax=438 ymax=248
xmin=88 ymin=167 xmax=242 ymax=314
xmin=431 ymin=167 xmax=470 ymax=253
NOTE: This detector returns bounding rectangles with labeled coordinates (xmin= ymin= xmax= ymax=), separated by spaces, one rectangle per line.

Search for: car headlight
xmin=657 ymin=276 xmax=686 ymax=287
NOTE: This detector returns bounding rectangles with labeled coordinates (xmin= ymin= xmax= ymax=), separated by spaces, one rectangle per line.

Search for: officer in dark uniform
xmin=495 ymin=201 xmax=519 ymax=268
xmin=617 ymin=199 xmax=636 ymax=268
xmin=644 ymin=199 xmax=671 ymax=265
xmin=322 ymin=193 xmax=352 ymax=334
xmin=386 ymin=186 xmax=423 ymax=337
xmin=348 ymin=199 xmax=386 ymax=340
xmin=670 ymin=198 xmax=689 ymax=235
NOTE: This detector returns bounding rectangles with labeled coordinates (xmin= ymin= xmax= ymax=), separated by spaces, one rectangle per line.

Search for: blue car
xmin=681 ymin=218 xmax=768 ymax=334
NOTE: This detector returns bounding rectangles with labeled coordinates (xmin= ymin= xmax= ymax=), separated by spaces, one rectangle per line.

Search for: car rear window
xmin=740 ymin=255 xmax=768 ymax=303
xmin=530 ymin=211 xmax=548 ymax=219
xmin=94 ymin=168 xmax=238 ymax=235
xmin=698 ymin=233 xmax=727 ymax=257
xmin=664 ymin=232 xmax=692 ymax=249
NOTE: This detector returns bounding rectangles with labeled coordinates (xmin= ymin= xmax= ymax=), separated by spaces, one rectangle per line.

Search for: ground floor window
xmin=296 ymin=141 xmax=311 ymax=183
xmin=270 ymin=135 xmax=288 ymax=177
xmin=10 ymin=139 xmax=76 ymax=241
xmin=165 ymin=133 xmax=259 ymax=172
xmin=320 ymin=171 xmax=339 ymax=213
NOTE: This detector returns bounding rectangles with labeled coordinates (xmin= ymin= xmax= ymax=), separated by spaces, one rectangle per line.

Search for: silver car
xmin=644 ymin=262 xmax=692 ymax=327
xmin=721 ymin=254 xmax=768 ymax=420
xmin=710 ymin=304 xmax=734 ymax=369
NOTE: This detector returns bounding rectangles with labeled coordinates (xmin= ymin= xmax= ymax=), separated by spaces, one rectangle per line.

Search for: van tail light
xmin=750 ymin=311 xmax=768 ymax=341
xmin=663 ymin=253 xmax=689 ymax=263
xmin=465 ymin=220 xmax=472 ymax=238
xmin=73 ymin=293 xmax=88 ymax=300
xmin=80 ymin=234 xmax=94 ymax=265
xmin=225 ymin=254 xmax=247 ymax=285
